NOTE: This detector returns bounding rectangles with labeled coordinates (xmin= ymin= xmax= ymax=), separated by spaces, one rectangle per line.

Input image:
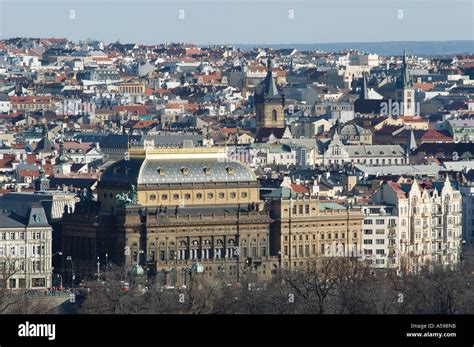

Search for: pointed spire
xmin=407 ymin=129 xmax=417 ymax=152
xmin=401 ymin=49 xmax=411 ymax=88
xmin=263 ymin=56 xmax=278 ymax=97
xmin=360 ymin=72 xmax=369 ymax=100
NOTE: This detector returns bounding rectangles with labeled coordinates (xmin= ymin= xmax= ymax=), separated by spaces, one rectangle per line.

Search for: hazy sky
xmin=0 ymin=0 xmax=473 ymax=44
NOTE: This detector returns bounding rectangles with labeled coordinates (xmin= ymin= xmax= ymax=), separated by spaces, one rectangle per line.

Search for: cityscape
xmin=0 ymin=36 xmax=472 ymax=319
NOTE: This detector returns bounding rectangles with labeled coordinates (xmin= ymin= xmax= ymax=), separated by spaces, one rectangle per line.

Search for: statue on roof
xmin=115 ymin=184 xmax=138 ymax=207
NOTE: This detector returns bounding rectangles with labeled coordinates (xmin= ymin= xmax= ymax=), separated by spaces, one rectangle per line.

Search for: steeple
xmin=254 ymin=55 xmax=285 ymax=130
xmin=262 ymin=57 xmax=278 ymax=97
xmin=34 ymin=168 xmax=50 ymax=191
xmin=401 ymin=49 xmax=411 ymax=88
xmin=56 ymin=129 xmax=67 ymax=164
xmin=360 ymin=72 xmax=369 ymax=100
xmin=407 ymin=129 xmax=417 ymax=152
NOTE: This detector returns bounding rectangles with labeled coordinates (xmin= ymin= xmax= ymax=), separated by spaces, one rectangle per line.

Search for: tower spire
xmin=360 ymin=72 xmax=369 ymax=100
xmin=407 ymin=129 xmax=417 ymax=152
xmin=401 ymin=49 xmax=410 ymax=88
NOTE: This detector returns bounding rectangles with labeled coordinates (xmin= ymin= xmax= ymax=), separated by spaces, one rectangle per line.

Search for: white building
xmin=320 ymin=132 xmax=407 ymax=166
xmin=373 ymin=177 xmax=462 ymax=273
xmin=362 ymin=205 xmax=398 ymax=270
xmin=0 ymin=206 xmax=53 ymax=290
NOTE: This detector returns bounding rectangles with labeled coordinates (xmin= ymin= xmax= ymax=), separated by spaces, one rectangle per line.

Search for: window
xmin=376 ymin=249 xmax=385 ymax=255
xmin=364 ymin=229 xmax=373 ymax=235
xmin=376 ymin=219 xmax=384 ymax=225
xmin=184 ymin=193 xmax=191 ymax=200
xmin=161 ymin=194 xmax=168 ymax=200
xmin=364 ymin=249 xmax=373 ymax=255
xmin=219 ymin=192 xmax=225 ymax=199
xmin=376 ymin=239 xmax=385 ymax=245
xmin=150 ymin=194 xmax=156 ymax=201
xmin=241 ymin=192 xmax=248 ymax=198
xmin=32 ymin=278 xmax=46 ymax=287
xmin=207 ymin=193 xmax=214 ymax=199
xmin=230 ymin=192 xmax=236 ymax=198
xmin=364 ymin=240 xmax=373 ymax=245
xmin=196 ymin=193 xmax=202 ymax=199
xmin=10 ymin=232 xmax=15 ymax=240
xmin=173 ymin=194 xmax=179 ymax=200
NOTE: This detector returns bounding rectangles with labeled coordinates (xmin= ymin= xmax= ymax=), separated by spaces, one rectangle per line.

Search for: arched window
xmin=272 ymin=109 xmax=277 ymax=121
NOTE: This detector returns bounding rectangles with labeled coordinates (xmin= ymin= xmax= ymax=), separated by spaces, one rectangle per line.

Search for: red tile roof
xmin=290 ymin=184 xmax=309 ymax=194
xmin=113 ymin=105 xmax=147 ymax=114
xmin=420 ymin=130 xmax=453 ymax=142
xmin=132 ymin=120 xmax=158 ymax=129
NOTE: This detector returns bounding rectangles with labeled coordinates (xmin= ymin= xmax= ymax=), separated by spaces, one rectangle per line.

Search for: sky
xmin=0 ymin=0 xmax=473 ymax=45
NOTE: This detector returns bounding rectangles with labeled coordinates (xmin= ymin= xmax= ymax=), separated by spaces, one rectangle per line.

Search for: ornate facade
xmin=62 ymin=146 xmax=275 ymax=285
xmin=373 ymin=177 xmax=462 ymax=273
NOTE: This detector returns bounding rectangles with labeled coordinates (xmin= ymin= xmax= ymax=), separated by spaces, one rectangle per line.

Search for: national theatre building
xmin=61 ymin=144 xmax=275 ymax=284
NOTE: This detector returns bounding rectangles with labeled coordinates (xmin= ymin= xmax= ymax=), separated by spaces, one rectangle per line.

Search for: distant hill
xmin=232 ymin=41 xmax=474 ymax=56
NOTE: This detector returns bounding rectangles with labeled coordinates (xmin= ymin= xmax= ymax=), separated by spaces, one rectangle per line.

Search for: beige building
xmin=62 ymin=146 xmax=275 ymax=285
xmin=269 ymin=195 xmax=364 ymax=270
xmin=118 ymin=82 xmax=146 ymax=96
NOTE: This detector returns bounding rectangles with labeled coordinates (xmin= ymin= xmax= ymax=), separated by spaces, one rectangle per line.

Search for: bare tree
xmin=0 ymin=257 xmax=22 ymax=314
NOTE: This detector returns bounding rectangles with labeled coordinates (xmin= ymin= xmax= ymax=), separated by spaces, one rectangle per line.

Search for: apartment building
xmin=373 ymin=177 xmax=462 ymax=273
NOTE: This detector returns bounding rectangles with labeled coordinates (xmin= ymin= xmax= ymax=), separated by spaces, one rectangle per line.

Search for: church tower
xmin=54 ymin=130 xmax=71 ymax=175
xmin=397 ymin=49 xmax=415 ymax=116
xmin=254 ymin=57 xmax=285 ymax=130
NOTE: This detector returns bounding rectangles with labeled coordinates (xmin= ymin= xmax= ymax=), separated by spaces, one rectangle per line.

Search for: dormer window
xmin=226 ymin=166 xmax=234 ymax=175
xmin=181 ymin=167 xmax=189 ymax=176
xmin=157 ymin=168 xmax=165 ymax=176
xmin=203 ymin=167 xmax=211 ymax=175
